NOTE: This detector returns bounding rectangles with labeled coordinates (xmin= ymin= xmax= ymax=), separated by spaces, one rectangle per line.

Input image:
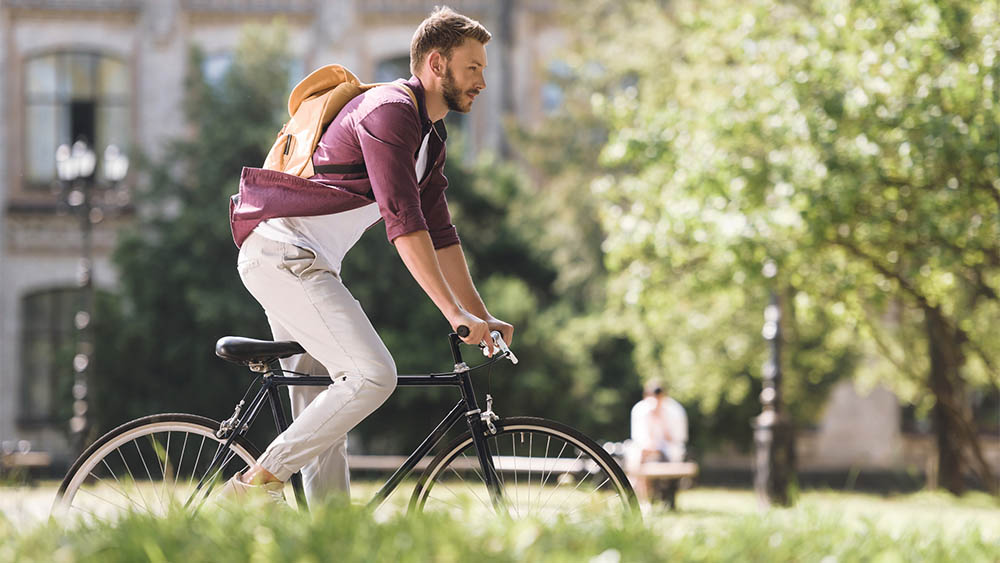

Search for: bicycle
xmin=52 ymin=329 xmax=639 ymax=522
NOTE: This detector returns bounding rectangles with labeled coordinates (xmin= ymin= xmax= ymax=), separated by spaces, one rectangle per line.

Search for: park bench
xmin=348 ymin=454 xmax=603 ymax=474
xmin=632 ymin=460 xmax=699 ymax=509
xmin=0 ymin=451 xmax=52 ymax=483
xmin=348 ymin=452 xmax=696 ymax=508
xmin=603 ymin=441 xmax=699 ymax=509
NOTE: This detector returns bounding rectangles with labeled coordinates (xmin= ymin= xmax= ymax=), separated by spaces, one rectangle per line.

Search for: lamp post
xmin=753 ymin=260 xmax=793 ymax=507
xmin=55 ymin=140 xmax=129 ymax=450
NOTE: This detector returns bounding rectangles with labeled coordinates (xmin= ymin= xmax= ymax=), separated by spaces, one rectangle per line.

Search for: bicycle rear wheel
xmin=410 ymin=417 xmax=639 ymax=523
xmin=52 ymin=413 xmax=261 ymax=520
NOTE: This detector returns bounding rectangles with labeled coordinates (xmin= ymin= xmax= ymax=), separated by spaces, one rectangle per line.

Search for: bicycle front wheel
xmin=52 ymin=413 xmax=261 ymax=520
xmin=410 ymin=417 xmax=639 ymax=523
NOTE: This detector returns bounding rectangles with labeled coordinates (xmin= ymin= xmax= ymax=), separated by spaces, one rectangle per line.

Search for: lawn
xmin=1 ymin=482 xmax=998 ymax=562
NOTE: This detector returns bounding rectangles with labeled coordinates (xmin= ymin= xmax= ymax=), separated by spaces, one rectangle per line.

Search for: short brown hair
xmin=410 ymin=6 xmax=491 ymax=75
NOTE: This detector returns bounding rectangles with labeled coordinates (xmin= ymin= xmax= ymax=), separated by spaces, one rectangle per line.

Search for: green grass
xmin=2 ymin=484 xmax=999 ymax=562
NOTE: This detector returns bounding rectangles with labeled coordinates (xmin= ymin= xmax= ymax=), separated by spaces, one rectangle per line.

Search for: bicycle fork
xmin=458 ymin=370 xmax=507 ymax=513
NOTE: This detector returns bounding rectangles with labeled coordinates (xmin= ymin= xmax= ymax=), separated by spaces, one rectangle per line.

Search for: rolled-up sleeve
xmin=421 ymin=146 xmax=460 ymax=249
xmin=357 ymin=102 xmax=427 ymax=243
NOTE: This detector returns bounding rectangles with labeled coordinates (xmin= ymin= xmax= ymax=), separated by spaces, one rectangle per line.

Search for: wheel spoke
xmin=536 ymin=435 xmax=551 ymax=509
xmin=117 ymin=448 xmax=152 ymax=513
xmin=538 ymin=440 xmax=569 ymax=495
xmin=192 ymin=455 xmax=226 ymax=507
xmin=188 ymin=435 xmax=208 ymax=492
xmin=146 ymin=434 xmax=168 ymax=507
xmin=177 ymin=432 xmax=190 ymax=482
xmin=554 ymin=474 xmax=611 ymax=518
xmin=201 ymin=446 xmax=243 ymax=498
xmin=527 ymin=433 xmax=533 ymax=511
xmin=426 ymin=486 xmax=468 ymax=512
xmin=78 ymin=485 xmax=131 ymax=512
xmin=461 ymin=450 xmax=487 ymax=485
xmin=540 ymin=450 xmax=587 ymax=512
xmin=69 ymin=503 xmax=103 ymax=521
xmin=99 ymin=457 xmax=129 ymax=496
xmin=163 ymin=431 xmax=173 ymax=505
xmin=86 ymin=469 xmax=141 ymax=511
xmin=510 ymin=433 xmax=520 ymax=517
xmin=134 ymin=440 xmax=164 ymax=510
xmin=191 ymin=440 xmax=225 ymax=501
xmin=444 ymin=465 xmax=490 ymax=509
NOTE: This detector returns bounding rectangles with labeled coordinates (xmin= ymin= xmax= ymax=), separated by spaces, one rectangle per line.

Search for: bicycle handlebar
xmin=454 ymin=326 xmax=518 ymax=365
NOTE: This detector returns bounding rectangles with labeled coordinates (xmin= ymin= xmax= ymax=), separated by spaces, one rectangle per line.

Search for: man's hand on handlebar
xmin=484 ymin=317 xmax=514 ymax=347
xmin=451 ymin=313 xmax=514 ymax=358
xmin=449 ymin=310 xmax=494 ymax=355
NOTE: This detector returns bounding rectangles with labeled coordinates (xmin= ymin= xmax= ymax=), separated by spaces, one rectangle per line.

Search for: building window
xmin=541 ymin=60 xmax=571 ymax=116
xmin=202 ymin=52 xmax=234 ymax=88
xmin=19 ymin=288 xmax=81 ymax=427
xmin=373 ymin=55 xmax=410 ymax=83
xmin=201 ymin=50 xmax=303 ymax=92
xmin=24 ymin=51 xmax=131 ymax=187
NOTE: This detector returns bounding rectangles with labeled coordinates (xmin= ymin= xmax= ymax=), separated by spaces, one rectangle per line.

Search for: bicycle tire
xmin=410 ymin=416 xmax=640 ymax=522
xmin=52 ymin=413 xmax=261 ymax=519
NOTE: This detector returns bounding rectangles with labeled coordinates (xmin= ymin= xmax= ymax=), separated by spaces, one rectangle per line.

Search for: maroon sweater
xmin=230 ymin=75 xmax=459 ymax=249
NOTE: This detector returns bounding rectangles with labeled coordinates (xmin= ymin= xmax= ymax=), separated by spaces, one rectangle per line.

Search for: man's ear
xmin=427 ymin=51 xmax=446 ymax=78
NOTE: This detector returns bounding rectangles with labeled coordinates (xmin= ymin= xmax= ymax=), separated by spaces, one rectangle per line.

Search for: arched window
xmin=200 ymin=49 xmax=304 ymax=92
xmin=24 ymin=51 xmax=131 ymax=187
xmin=19 ymin=288 xmax=81 ymax=427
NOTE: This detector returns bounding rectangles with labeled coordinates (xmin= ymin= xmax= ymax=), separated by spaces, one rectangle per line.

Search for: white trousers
xmin=237 ymin=232 xmax=397 ymax=503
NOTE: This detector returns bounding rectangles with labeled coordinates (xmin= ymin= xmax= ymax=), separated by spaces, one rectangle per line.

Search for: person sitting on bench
xmin=626 ymin=379 xmax=688 ymax=502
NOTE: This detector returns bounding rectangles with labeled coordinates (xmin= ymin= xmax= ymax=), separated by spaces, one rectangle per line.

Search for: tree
xmin=568 ymin=0 xmax=999 ymax=494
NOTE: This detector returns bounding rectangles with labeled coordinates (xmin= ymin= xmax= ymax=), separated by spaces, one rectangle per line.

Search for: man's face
xmin=441 ymin=38 xmax=487 ymax=113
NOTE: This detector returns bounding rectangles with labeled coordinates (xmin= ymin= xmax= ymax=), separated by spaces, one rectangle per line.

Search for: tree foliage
xmin=565 ymin=0 xmax=1000 ymax=491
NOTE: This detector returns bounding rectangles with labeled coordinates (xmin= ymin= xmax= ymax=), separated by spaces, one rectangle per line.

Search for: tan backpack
xmin=262 ymin=64 xmax=418 ymax=178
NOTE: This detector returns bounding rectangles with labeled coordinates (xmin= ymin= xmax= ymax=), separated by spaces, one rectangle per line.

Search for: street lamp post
xmin=753 ymin=260 xmax=794 ymax=508
xmin=55 ymin=140 xmax=129 ymax=451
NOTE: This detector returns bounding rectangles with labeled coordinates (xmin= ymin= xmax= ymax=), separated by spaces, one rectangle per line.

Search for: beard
xmin=442 ymin=65 xmax=474 ymax=113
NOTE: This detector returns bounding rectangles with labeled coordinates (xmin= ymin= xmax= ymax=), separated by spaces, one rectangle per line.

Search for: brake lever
xmin=481 ymin=330 xmax=518 ymax=364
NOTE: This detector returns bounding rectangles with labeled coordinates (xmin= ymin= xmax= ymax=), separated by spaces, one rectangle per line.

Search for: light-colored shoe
xmin=217 ymin=471 xmax=286 ymax=505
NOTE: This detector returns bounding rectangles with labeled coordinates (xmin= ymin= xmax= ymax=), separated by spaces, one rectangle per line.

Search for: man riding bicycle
xmin=223 ymin=6 xmax=514 ymax=503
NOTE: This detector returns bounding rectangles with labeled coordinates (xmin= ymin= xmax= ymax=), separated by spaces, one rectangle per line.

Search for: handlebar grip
xmin=457 ymin=325 xmax=470 ymax=338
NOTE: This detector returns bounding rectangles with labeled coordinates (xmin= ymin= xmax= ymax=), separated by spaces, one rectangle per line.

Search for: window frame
xmin=17 ymin=287 xmax=83 ymax=428
xmin=21 ymin=49 xmax=132 ymax=190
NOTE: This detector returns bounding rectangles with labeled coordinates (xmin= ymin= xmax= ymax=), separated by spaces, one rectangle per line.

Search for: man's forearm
xmin=394 ymin=230 xmax=463 ymax=317
xmin=436 ymin=243 xmax=489 ymax=318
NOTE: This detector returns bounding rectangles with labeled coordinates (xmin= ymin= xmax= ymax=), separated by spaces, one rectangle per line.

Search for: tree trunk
xmin=924 ymin=306 xmax=998 ymax=495
xmin=771 ymin=417 xmax=796 ymax=506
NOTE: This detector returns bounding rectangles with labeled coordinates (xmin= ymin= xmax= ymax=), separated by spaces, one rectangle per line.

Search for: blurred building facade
xmin=0 ymin=0 xmax=566 ymax=465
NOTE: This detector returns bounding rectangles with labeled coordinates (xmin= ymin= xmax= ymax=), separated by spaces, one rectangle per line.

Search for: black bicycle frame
xmin=189 ymin=332 xmax=504 ymax=512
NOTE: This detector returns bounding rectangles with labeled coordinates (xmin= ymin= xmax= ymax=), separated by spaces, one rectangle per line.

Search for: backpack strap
xmin=393 ymin=83 xmax=419 ymax=116
xmin=313 ymin=162 xmax=367 ymax=175
xmin=313 ymin=83 xmax=420 ymax=178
